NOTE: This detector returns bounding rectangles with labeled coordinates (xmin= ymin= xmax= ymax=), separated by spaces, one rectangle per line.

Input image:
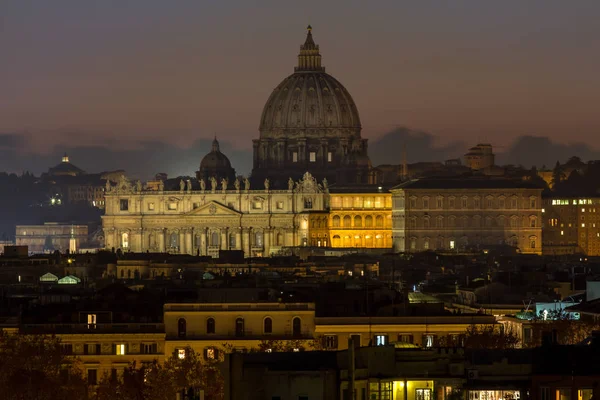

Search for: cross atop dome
xmin=296 ymin=25 xmax=324 ymax=72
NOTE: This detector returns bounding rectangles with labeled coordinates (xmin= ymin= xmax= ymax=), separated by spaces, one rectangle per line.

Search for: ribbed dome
xmin=199 ymin=137 xmax=232 ymax=170
xmin=259 ymin=26 xmax=361 ymax=137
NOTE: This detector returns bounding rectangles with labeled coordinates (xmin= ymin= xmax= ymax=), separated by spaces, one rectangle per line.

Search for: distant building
xmin=391 ymin=177 xmax=543 ymax=254
xmin=464 ymin=144 xmax=495 ymax=171
xmin=196 ymin=137 xmax=236 ymax=185
xmin=542 ymin=196 xmax=600 ymax=256
xmin=16 ymin=223 xmax=88 ymax=254
xmin=47 ymin=153 xmax=85 ymax=177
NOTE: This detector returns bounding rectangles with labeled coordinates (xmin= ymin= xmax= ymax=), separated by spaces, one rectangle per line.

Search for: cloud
xmin=368 ymin=127 xmax=466 ymax=166
xmin=496 ymin=136 xmax=600 ymax=168
xmin=0 ymin=136 xmax=253 ymax=180
xmin=0 ymin=133 xmax=26 ymax=150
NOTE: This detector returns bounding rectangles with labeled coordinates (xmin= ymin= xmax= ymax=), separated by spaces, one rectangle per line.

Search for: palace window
xmin=147 ymin=202 xmax=155 ymax=211
xmin=178 ymin=349 xmax=186 ymax=359
xmin=354 ymin=216 xmax=362 ymax=227
xmin=121 ymin=233 xmax=129 ymax=249
xmin=333 ymin=215 xmax=341 ymax=227
xmin=178 ymin=318 xmax=187 ymax=338
xmin=324 ymin=335 xmax=338 ymax=350
xmin=343 ymin=215 xmax=351 ymax=227
xmin=292 ymin=152 xmax=298 ymax=162
xmin=119 ymin=199 xmax=129 ymax=211
xmin=276 ymin=201 xmax=284 ymax=210
xmin=235 ymin=318 xmax=245 ymax=337
xmin=374 ymin=335 xmax=388 ymax=346
xmin=254 ymin=231 xmax=263 ymax=247
xmin=292 ymin=317 xmax=302 ymax=337
xmin=263 ymin=317 xmax=273 ymax=334
xmin=327 ymin=151 xmax=333 ymax=162
xmin=168 ymin=202 xmax=177 ymax=210
xmin=375 ymin=215 xmax=384 ymax=227
xmin=87 ymin=369 xmax=98 ymax=385
xmin=365 ymin=215 xmax=373 ymax=227
xmin=206 ymin=318 xmax=215 ymax=334
xmin=309 ymin=152 xmax=316 ymax=162
xmin=437 ymin=197 xmax=443 ymax=208
xmin=115 ymin=344 xmax=126 ymax=356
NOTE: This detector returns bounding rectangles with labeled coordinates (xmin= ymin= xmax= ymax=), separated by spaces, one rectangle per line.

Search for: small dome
xmin=48 ymin=153 xmax=85 ymax=176
xmin=200 ymin=137 xmax=233 ymax=171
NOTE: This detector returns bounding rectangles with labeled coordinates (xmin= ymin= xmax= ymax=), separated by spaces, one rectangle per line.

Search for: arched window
xmin=375 ymin=215 xmax=384 ymax=227
xmin=423 ymin=216 xmax=430 ymax=229
xmin=423 ymin=238 xmax=430 ymax=250
xmin=365 ymin=215 xmax=373 ymax=227
xmin=235 ymin=318 xmax=245 ymax=337
xmin=211 ymin=232 xmax=219 ymax=246
xmin=121 ymin=232 xmax=129 ymax=248
xmin=229 ymin=233 xmax=236 ymax=249
xmin=410 ymin=237 xmax=417 ymax=251
xmin=178 ymin=318 xmax=187 ymax=338
xmin=332 ymin=215 xmax=341 ymax=227
xmin=530 ymin=216 xmax=537 ymax=228
xmin=343 ymin=215 xmax=351 ymax=227
xmin=254 ymin=231 xmax=263 ymax=247
xmin=263 ymin=317 xmax=272 ymax=334
xmin=206 ymin=317 xmax=215 ymax=334
xmin=292 ymin=317 xmax=302 ymax=337
xmin=332 ymin=235 xmax=341 ymax=247
xmin=354 ymin=216 xmax=362 ymax=227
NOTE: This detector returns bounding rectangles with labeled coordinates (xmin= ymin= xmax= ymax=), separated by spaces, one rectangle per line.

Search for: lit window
xmin=121 ymin=233 xmax=129 ymax=248
xmin=87 ymin=314 xmax=97 ymax=329
xmin=168 ymin=202 xmax=177 ymax=210
xmin=206 ymin=348 xmax=215 ymax=359
xmin=375 ymin=335 xmax=388 ymax=346
xmin=178 ymin=349 xmax=186 ymax=359
xmin=309 ymin=152 xmax=316 ymax=162
xmin=582 ymin=223 xmax=586 ymax=228
xmin=116 ymin=344 xmax=126 ymax=355
xmin=582 ymin=208 xmax=586 ymax=212
xmin=449 ymin=240 xmax=455 ymax=250
xmin=327 ymin=151 xmax=332 ymax=162
xmin=292 ymin=152 xmax=298 ymax=162
xmin=561 ymin=230 xmax=564 ymax=236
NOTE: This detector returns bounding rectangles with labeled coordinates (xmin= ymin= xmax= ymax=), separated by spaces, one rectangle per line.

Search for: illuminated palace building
xmin=542 ymin=197 xmax=600 ymax=256
xmin=102 ymin=28 xmax=543 ymax=256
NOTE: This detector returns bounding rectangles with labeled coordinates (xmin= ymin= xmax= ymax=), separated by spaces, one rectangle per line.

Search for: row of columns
xmin=108 ymin=227 xmax=294 ymax=257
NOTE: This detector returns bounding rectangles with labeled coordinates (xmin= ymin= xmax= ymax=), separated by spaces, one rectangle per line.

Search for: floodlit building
xmin=542 ymin=196 xmax=600 ymax=256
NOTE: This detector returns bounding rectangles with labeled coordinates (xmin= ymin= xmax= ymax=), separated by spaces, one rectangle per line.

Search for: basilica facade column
xmin=201 ymin=228 xmax=208 ymax=256
xmin=221 ymin=228 xmax=228 ymax=251
xmin=179 ymin=231 xmax=186 ymax=254
xmin=242 ymin=228 xmax=251 ymax=257
xmin=158 ymin=230 xmax=165 ymax=252
xmin=235 ymin=228 xmax=242 ymax=251
xmin=264 ymin=228 xmax=271 ymax=256
xmin=185 ymin=229 xmax=193 ymax=255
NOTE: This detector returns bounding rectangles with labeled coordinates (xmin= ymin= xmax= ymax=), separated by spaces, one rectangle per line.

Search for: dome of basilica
xmin=259 ymin=27 xmax=361 ymax=137
xmin=251 ymin=26 xmax=371 ymax=186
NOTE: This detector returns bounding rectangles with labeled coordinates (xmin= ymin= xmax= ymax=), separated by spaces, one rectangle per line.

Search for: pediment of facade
xmin=185 ymin=201 xmax=241 ymax=216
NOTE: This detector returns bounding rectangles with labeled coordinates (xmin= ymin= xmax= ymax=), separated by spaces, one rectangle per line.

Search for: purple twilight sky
xmin=1 ymin=0 xmax=599 ymax=178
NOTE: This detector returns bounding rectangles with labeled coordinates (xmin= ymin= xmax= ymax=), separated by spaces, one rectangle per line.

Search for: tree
xmin=0 ymin=332 xmax=88 ymax=400
xmin=463 ymin=325 xmax=519 ymax=349
xmin=551 ymin=161 xmax=566 ymax=189
xmin=94 ymin=347 xmax=224 ymax=400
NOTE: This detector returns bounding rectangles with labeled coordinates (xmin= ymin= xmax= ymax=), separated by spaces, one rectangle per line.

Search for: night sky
xmin=1 ymin=1 xmax=599 ymax=178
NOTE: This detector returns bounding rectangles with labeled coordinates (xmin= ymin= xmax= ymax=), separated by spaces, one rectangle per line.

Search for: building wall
xmin=15 ymin=224 xmax=88 ymax=253
xmin=163 ymin=303 xmax=316 ymax=357
xmin=391 ymin=187 xmax=543 ymax=254
xmin=542 ymin=197 xmax=600 ymax=256
xmin=102 ymin=174 xmax=326 ymax=257
xmin=328 ymin=193 xmax=393 ymax=248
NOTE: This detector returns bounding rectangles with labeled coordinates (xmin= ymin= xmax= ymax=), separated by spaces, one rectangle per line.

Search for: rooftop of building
xmin=392 ymin=176 xmax=544 ymax=190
